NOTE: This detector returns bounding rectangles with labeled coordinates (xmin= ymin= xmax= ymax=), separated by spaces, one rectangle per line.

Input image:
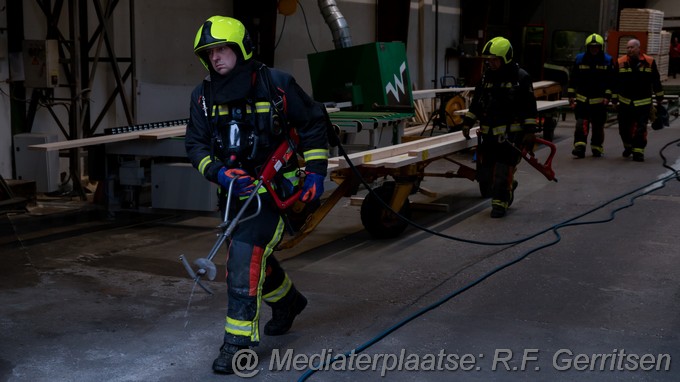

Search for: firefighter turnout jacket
xmin=185 ymin=59 xmax=329 ymax=196
xmin=568 ymin=50 xmax=614 ymax=105
xmin=613 ymin=53 xmax=664 ymax=107
xmin=463 ymin=62 xmax=538 ymax=137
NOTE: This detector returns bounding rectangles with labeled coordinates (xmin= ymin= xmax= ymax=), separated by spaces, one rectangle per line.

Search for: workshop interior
xmin=2 ymin=0 xmax=678 ymax=215
xmin=2 ymin=0 xmax=680 ymax=381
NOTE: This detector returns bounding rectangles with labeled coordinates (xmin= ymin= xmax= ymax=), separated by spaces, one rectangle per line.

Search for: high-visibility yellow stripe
xmin=633 ymin=98 xmax=652 ymax=106
xmin=255 ymin=102 xmax=271 ymax=113
xmin=492 ymin=199 xmax=508 ymax=209
xmin=263 ymin=273 xmax=292 ymax=303
xmin=198 ymin=156 xmax=212 ymax=175
xmin=213 ymin=105 xmax=230 ymax=116
xmin=304 ymin=149 xmax=329 ymax=162
xmin=618 ymin=96 xmax=631 ymax=105
xmin=226 ymin=317 xmax=254 ymax=337
xmin=251 ymin=216 xmax=286 ymax=342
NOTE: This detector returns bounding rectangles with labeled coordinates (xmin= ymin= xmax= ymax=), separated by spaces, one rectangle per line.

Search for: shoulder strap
xmin=257 ymin=64 xmax=286 ymax=114
xmin=254 ymin=64 xmax=289 ymax=137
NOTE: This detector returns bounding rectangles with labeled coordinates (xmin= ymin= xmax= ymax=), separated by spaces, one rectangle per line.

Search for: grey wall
xmin=648 ymin=0 xmax=680 ymax=28
xmin=0 ymin=0 xmax=462 ymax=181
xmin=523 ymin=0 xmax=618 ymax=62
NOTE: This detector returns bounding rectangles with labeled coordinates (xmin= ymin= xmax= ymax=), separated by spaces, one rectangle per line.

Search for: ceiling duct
xmin=318 ymin=0 xmax=353 ymax=48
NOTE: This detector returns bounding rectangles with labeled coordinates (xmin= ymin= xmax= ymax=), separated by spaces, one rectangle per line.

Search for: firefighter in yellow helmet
xmin=185 ymin=16 xmax=331 ymax=374
xmin=567 ymin=33 xmax=614 ymax=158
xmin=461 ymin=37 xmax=538 ymax=218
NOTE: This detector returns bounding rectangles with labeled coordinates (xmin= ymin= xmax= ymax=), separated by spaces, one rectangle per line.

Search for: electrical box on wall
xmin=22 ymin=40 xmax=59 ymax=88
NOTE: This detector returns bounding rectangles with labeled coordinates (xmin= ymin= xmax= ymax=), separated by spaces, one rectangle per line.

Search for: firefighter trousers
xmin=477 ymin=135 xmax=521 ymax=210
xmin=573 ymin=103 xmax=607 ymax=154
xmin=219 ymin=194 xmax=296 ymax=347
xmin=617 ymin=104 xmax=650 ymax=155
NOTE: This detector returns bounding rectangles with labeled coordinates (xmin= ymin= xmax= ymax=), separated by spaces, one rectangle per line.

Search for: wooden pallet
xmin=652 ymin=54 xmax=670 ymax=81
xmin=619 ymin=8 xmax=664 ymax=33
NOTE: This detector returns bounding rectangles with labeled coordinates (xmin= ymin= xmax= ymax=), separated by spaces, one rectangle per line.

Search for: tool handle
xmin=522 ymin=138 xmax=557 ymax=182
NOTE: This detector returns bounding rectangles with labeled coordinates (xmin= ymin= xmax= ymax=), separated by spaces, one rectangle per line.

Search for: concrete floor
xmin=2 ymin=112 xmax=680 ymax=382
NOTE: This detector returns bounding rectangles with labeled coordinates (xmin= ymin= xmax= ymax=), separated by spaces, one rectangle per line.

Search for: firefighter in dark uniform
xmin=462 ymin=37 xmax=538 ymax=218
xmin=568 ymin=33 xmax=614 ymax=158
xmin=612 ymin=38 xmax=664 ymax=162
xmin=185 ymin=16 xmax=330 ymax=374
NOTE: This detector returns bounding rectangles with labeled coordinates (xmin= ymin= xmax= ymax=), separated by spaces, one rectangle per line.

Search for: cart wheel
xmin=360 ymin=183 xmax=410 ymax=239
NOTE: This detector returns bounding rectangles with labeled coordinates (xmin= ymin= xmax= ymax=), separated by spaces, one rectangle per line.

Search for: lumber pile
xmin=618 ymin=8 xmax=664 ymax=34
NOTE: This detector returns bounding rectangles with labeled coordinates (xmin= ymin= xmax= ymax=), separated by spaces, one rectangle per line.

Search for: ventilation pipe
xmin=318 ymin=0 xmax=353 ymax=48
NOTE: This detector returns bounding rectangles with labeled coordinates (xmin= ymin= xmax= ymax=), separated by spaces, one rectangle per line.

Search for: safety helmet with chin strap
xmin=585 ymin=33 xmax=604 ymax=47
xmin=481 ymin=37 xmax=513 ymax=64
xmin=193 ymin=16 xmax=254 ymax=70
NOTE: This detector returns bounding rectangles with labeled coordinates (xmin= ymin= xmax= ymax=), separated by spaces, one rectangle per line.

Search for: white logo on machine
xmin=385 ymin=62 xmax=407 ymax=103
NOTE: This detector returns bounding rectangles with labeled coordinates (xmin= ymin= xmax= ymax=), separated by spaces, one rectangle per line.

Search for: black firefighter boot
xmin=264 ymin=287 xmax=308 ymax=336
xmin=212 ymin=342 xmax=248 ymax=374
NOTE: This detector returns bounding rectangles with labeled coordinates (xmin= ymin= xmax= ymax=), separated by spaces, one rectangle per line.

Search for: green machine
xmin=308 ymin=42 xmax=414 ymax=112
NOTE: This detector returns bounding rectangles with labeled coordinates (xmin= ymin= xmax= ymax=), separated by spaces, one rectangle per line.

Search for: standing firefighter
xmin=568 ymin=33 xmax=614 ymax=158
xmin=185 ymin=16 xmax=330 ymax=374
xmin=462 ymin=37 xmax=538 ymax=218
xmin=612 ymin=38 xmax=664 ymax=162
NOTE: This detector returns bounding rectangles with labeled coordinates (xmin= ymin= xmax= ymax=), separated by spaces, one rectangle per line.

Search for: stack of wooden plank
xmin=616 ymin=8 xmax=664 ymax=55
xmin=618 ymin=8 xmax=664 ymax=33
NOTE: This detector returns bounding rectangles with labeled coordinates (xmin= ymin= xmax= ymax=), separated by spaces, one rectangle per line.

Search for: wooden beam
xmin=328 ymin=127 xmax=479 ymax=171
xmin=28 ymin=125 xmax=187 ymax=151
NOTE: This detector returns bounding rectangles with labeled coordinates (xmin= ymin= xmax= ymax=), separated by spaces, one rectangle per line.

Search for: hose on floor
xmin=297 ymin=135 xmax=680 ymax=381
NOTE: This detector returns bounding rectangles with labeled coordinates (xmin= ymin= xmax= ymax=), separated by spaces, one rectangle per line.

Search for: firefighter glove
xmin=218 ymin=167 xmax=256 ymax=196
xmin=299 ymin=172 xmax=324 ymax=203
